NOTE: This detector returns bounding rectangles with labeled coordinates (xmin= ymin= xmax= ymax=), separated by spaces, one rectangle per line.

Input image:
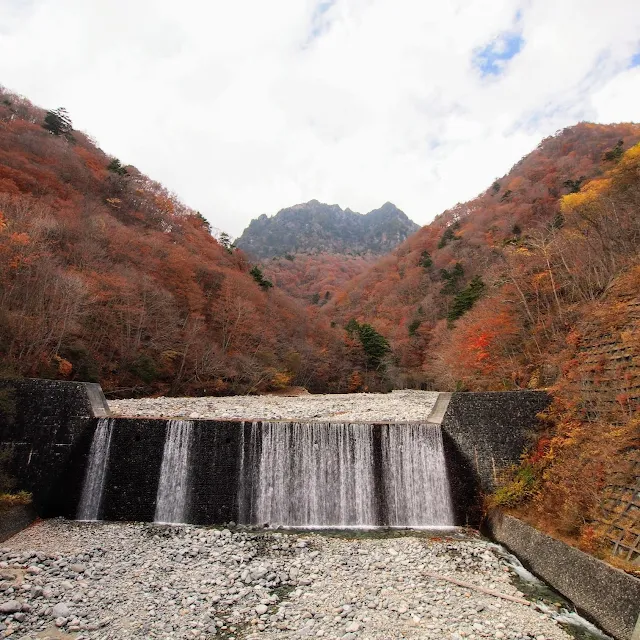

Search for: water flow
xmin=244 ymin=422 xmax=377 ymax=528
xmin=240 ymin=421 xmax=454 ymax=528
xmin=77 ymin=418 xmax=114 ymax=521
xmin=154 ymin=420 xmax=194 ymax=524
xmin=381 ymin=423 xmax=454 ymax=526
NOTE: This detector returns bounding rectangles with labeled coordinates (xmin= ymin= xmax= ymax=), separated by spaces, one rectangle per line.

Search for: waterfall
xmin=380 ymin=423 xmax=454 ymax=527
xmin=241 ymin=422 xmax=377 ymax=528
xmin=77 ymin=418 xmax=114 ymax=521
xmin=239 ymin=421 xmax=453 ymax=528
xmin=154 ymin=420 xmax=193 ymax=524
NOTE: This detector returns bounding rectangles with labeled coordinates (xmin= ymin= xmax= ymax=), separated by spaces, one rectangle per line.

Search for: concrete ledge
xmin=0 ymin=504 xmax=37 ymax=542
xmin=0 ymin=378 xmax=110 ymax=426
xmin=426 ymin=392 xmax=452 ymax=425
xmin=487 ymin=511 xmax=640 ymax=640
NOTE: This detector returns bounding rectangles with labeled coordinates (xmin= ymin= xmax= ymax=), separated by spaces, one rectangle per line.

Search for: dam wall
xmin=0 ymin=379 xmax=550 ymax=526
xmin=439 ymin=390 xmax=551 ymax=523
xmin=0 ymin=378 xmax=108 ymax=515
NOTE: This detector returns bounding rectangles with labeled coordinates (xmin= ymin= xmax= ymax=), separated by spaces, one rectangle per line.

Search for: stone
xmin=69 ymin=564 xmax=86 ymax=573
xmin=0 ymin=520 xmax=580 ymax=640
xmin=0 ymin=600 xmax=21 ymax=614
xmin=51 ymin=603 xmax=70 ymax=618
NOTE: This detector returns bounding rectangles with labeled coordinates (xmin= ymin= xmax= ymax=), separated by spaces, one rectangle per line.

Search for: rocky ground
xmin=0 ymin=521 xmax=580 ymax=640
xmin=108 ymin=390 xmax=440 ymax=422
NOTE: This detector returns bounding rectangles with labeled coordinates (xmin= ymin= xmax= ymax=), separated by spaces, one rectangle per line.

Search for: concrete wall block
xmin=488 ymin=511 xmax=640 ymax=640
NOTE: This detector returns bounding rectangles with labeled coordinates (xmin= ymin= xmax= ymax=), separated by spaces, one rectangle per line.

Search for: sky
xmin=1 ymin=0 xmax=639 ymax=237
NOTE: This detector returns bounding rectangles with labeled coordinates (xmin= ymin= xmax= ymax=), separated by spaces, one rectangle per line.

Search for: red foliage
xmin=0 ymin=87 xmax=355 ymax=396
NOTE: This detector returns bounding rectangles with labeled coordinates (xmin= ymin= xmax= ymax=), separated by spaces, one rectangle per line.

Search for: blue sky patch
xmin=631 ymin=51 xmax=640 ymax=67
xmin=474 ymin=32 xmax=524 ymax=77
xmin=309 ymin=0 xmax=336 ymax=41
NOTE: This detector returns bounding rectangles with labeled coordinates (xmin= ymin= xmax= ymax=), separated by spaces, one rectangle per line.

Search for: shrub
xmin=490 ymin=464 xmax=539 ymax=508
xmin=0 ymin=490 xmax=32 ymax=510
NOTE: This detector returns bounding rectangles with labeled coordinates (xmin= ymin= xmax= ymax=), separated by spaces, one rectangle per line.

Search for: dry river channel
xmin=0 ymin=521 xmax=607 ymax=640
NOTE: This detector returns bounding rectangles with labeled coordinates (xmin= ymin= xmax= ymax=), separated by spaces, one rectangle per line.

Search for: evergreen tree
xmin=107 ymin=158 xmax=128 ymax=176
xmin=43 ymin=107 xmax=73 ymax=136
xmin=250 ymin=265 xmax=273 ymax=290
xmin=219 ymin=232 xmax=235 ymax=253
xmin=440 ymin=262 xmax=464 ymax=295
xmin=603 ymin=140 xmax=624 ymax=162
xmin=447 ymin=276 xmax=485 ymax=323
xmin=345 ymin=319 xmax=390 ymax=369
xmin=419 ymin=250 xmax=433 ymax=269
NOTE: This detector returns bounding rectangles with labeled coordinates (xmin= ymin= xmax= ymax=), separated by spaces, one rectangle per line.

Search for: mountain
xmin=326 ymin=122 xmax=640 ymax=389
xmin=0 ymin=88 xmax=361 ymax=396
xmin=235 ymin=200 xmax=420 ymax=259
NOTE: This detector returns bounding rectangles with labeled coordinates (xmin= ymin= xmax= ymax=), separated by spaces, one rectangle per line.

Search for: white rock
xmin=52 ymin=602 xmax=71 ymax=618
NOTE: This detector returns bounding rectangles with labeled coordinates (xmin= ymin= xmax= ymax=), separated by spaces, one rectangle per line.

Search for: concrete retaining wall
xmin=487 ymin=511 xmax=640 ymax=640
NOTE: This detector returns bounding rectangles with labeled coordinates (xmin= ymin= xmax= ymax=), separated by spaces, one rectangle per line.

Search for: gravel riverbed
xmin=0 ymin=521 xmax=576 ymax=640
xmin=108 ymin=391 xmax=440 ymax=422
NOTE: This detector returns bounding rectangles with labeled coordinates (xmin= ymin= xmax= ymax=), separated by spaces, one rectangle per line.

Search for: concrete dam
xmin=2 ymin=380 xmax=639 ymax=640
xmin=0 ymin=379 xmax=550 ymax=528
xmin=79 ymin=418 xmax=454 ymax=528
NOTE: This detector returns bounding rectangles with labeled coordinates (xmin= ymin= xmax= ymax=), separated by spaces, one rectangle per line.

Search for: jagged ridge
xmin=235 ymin=200 xmax=420 ymax=259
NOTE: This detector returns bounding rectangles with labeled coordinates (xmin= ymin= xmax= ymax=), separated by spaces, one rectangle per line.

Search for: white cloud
xmin=0 ymin=0 xmax=638 ymax=236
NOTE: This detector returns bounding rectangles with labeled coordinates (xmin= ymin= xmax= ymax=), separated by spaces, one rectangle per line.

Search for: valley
xmin=0 ymin=80 xmax=639 ymax=640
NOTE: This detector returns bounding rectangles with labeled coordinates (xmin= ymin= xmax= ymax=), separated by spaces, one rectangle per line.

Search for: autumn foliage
xmin=0 ymin=87 xmax=363 ymax=396
xmin=326 ymin=122 xmax=640 ymax=391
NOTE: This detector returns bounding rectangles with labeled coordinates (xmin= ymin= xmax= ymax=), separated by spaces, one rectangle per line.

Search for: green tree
xmin=107 ymin=158 xmax=128 ymax=176
xmin=440 ymin=262 xmax=464 ymax=295
xmin=603 ymin=140 xmax=624 ymax=162
xmin=345 ymin=319 xmax=390 ymax=369
xmin=418 ymin=250 xmax=433 ymax=269
xmin=218 ymin=232 xmax=235 ymax=253
xmin=194 ymin=212 xmax=212 ymax=233
xmin=437 ymin=223 xmax=459 ymax=249
xmin=250 ymin=265 xmax=273 ymax=290
xmin=43 ymin=107 xmax=73 ymax=136
xmin=447 ymin=275 xmax=485 ymax=323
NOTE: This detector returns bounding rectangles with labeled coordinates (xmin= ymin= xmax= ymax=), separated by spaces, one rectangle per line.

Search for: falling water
xmin=154 ymin=420 xmax=194 ymax=524
xmin=241 ymin=422 xmax=377 ymax=528
xmin=381 ymin=423 xmax=454 ymax=526
xmin=77 ymin=418 xmax=114 ymax=521
xmin=239 ymin=421 xmax=454 ymax=528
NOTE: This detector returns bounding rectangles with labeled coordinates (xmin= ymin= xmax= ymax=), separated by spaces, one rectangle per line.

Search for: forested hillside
xmin=327 ymin=123 xmax=640 ymax=389
xmin=236 ymin=200 xmax=419 ymax=259
xmin=325 ymin=123 xmax=640 ymax=561
xmin=261 ymin=253 xmax=376 ymax=304
xmin=0 ymin=88 xmax=364 ymax=396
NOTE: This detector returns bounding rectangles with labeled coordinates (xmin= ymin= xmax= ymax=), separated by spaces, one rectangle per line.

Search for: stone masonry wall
xmin=440 ymin=391 xmax=551 ymax=525
xmin=0 ymin=378 xmax=108 ymax=516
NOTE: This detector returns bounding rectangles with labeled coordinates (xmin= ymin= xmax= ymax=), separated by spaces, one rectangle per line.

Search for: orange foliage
xmin=0 ymin=86 xmax=356 ymax=395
